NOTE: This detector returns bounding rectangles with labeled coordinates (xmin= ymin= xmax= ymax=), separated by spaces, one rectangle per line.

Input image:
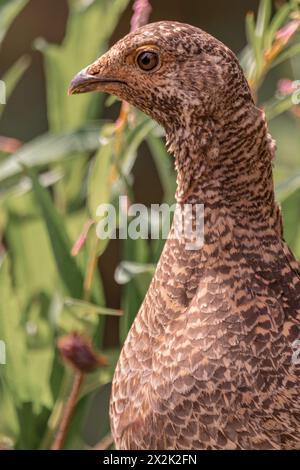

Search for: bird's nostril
xmin=87 ymin=62 xmax=103 ymax=76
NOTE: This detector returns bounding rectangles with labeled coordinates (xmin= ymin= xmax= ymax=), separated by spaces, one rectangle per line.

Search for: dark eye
xmin=136 ymin=51 xmax=160 ymax=71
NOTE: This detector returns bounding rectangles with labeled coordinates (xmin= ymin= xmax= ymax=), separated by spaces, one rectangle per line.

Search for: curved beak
xmin=68 ymin=67 xmax=126 ymax=96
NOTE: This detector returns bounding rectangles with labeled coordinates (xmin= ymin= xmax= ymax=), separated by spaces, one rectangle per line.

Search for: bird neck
xmin=140 ymin=106 xmax=283 ymax=332
xmin=167 ymin=103 xmax=281 ymax=234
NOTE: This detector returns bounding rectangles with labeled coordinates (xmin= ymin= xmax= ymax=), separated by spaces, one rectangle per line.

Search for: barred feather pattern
xmin=73 ymin=21 xmax=300 ymax=449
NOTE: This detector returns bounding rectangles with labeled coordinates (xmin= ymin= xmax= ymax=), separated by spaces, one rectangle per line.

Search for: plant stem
xmin=51 ymin=371 xmax=84 ymax=450
xmin=49 ymin=213 xmax=101 ymax=449
xmin=40 ymin=371 xmax=73 ymax=449
xmin=83 ymin=235 xmax=99 ymax=301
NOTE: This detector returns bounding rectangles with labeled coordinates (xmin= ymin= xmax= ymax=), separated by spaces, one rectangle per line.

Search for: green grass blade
xmin=0 ymin=125 xmax=102 ymax=184
xmin=265 ymin=94 xmax=295 ymax=120
xmin=0 ymin=255 xmax=30 ymax=404
xmin=27 ymin=168 xmax=84 ymax=298
xmin=265 ymin=3 xmax=291 ymax=50
xmin=270 ymin=42 xmax=300 ymax=68
xmin=0 ymin=55 xmax=30 ymax=118
xmin=276 ymin=170 xmax=300 ymax=202
xmin=147 ymin=133 xmax=176 ymax=203
xmin=44 ymin=0 xmax=130 ymax=132
xmin=88 ymin=137 xmax=114 ymax=219
xmin=0 ymin=0 xmax=28 ymax=44
xmin=246 ymin=11 xmax=261 ymax=62
xmin=64 ymin=297 xmax=122 ymax=317
xmin=256 ymin=0 xmax=272 ymax=42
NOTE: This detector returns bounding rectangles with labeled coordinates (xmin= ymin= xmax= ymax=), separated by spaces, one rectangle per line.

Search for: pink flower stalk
xmin=277 ymin=78 xmax=296 ymax=96
xmin=71 ymin=219 xmax=94 ymax=257
xmin=275 ymin=19 xmax=300 ymax=45
xmin=130 ymin=0 xmax=152 ymax=32
xmin=115 ymin=1 xmax=152 ymax=131
xmin=0 ymin=136 xmax=22 ymax=153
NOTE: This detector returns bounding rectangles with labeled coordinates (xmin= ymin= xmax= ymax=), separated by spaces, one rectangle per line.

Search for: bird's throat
xmin=168 ymin=105 xmax=280 ymax=235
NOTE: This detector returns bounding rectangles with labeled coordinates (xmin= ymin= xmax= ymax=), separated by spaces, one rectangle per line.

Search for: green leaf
xmin=0 ymin=387 xmax=19 ymax=445
xmin=0 ymin=55 xmax=30 ymax=118
xmin=281 ymin=187 xmax=300 ymax=259
xmin=64 ymin=297 xmax=122 ymax=317
xmin=28 ymin=168 xmax=84 ymax=299
xmin=0 ymin=255 xmax=29 ymax=404
xmin=79 ymin=349 xmax=120 ymax=400
xmin=119 ymin=237 xmax=152 ymax=342
xmin=0 ymin=0 xmax=28 ymax=44
xmin=276 ymin=170 xmax=300 ymax=202
xmin=246 ymin=11 xmax=257 ymax=50
xmin=39 ymin=371 xmax=73 ymax=450
xmin=58 ymin=156 xmax=87 ymax=207
xmin=264 ymin=3 xmax=291 ymax=50
xmin=256 ymin=0 xmax=272 ymax=43
xmin=122 ymin=118 xmax=157 ymax=176
xmin=120 ymin=279 xmax=145 ymax=343
xmin=88 ymin=136 xmax=114 ymax=219
xmin=239 ymin=45 xmax=256 ymax=80
xmin=0 ymin=256 xmax=52 ymax=418
xmin=0 ymin=125 xmax=102 ymax=185
xmin=270 ymin=41 xmax=300 ymax=68
xmin=5 ymin=200 xmax=57 ymax=303
xmin=265 ymin=94 xmax=294 ymax=120
xmin=43 ymin=0 xmax=130 ymax=132
xmin=246 ymin=11 xmax=262 ymax=72
xmin=147 ymin=133 xmax=176 ymax=203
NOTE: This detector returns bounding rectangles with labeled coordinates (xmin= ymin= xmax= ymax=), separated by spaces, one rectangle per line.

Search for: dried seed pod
xmin=57 ymin=332 xmax=107 ymax=373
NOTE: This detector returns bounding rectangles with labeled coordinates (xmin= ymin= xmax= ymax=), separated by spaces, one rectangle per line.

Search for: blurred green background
xmin=0 ymin=0 xmax=299 ymax=450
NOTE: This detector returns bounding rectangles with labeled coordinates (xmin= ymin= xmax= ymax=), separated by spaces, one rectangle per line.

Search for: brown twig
xmin=131 ymin=0 xmax=152 ymax=32
xmin=51 ymin=371 xmax=84 ymax=450
xmin=115 ymin=0 xmax=152 ymax=133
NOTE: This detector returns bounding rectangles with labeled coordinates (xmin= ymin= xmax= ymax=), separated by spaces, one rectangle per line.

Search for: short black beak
xmin=68 ymin=69 xmax=104 ymax=95
xmin=68 ymin=68 xmax=127 ymax=96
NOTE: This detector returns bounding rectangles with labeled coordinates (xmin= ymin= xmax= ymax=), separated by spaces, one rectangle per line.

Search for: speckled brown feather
xmin=70 ymin=21 xmax=300 ymax=449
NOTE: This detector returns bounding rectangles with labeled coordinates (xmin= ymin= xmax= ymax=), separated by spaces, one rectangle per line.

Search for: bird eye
xmin=136 ymin=51 xmax=160 ymax=72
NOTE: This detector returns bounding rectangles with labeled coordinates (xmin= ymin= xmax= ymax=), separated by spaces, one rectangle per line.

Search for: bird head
xmin=69 ymin=21 xmax=253 ymax=134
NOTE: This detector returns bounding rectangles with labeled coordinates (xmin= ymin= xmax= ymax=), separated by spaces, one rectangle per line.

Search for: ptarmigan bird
xmin=69 ymin=21 xmax=300 ymax=450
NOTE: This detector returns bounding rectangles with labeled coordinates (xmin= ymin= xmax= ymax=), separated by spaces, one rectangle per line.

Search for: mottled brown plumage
xmin=69 ymin=21 xmax=300 ymax=450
